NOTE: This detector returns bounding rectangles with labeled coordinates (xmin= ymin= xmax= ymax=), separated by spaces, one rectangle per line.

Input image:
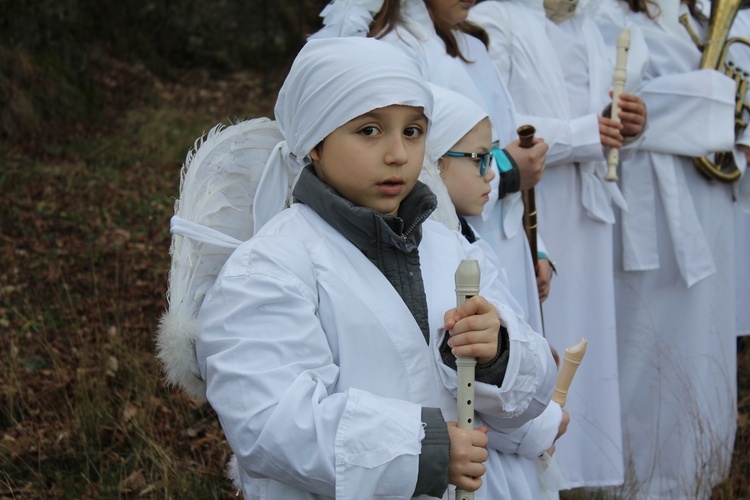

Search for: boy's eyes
xmin=359 ymin=126 xmax=380 ymax=137
xmin=357 ymin=125 xmax=424 ymax=138
xmin=404 ymin=126 xmax=423 ymax=138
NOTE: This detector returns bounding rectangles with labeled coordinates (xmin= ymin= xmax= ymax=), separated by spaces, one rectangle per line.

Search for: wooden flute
xmin=517 ymin=125 xmax=539 ymax=271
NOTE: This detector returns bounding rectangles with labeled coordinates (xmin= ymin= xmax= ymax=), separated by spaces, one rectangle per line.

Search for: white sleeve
xmin=486 ymin=402 xmax=563 ymax=459
xmin=431 ymin=233 xmax=556 ymax=431
xmin=516 ymin=112 xmax=604 ymax=166
xmin=637 ymin=70 xmax=735 ymax=156
xmin=196 ymin=236 xmax=424 ymax=498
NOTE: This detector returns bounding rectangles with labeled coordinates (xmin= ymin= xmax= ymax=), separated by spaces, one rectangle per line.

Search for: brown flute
xmin=517 ymin=125 xmax=539 ymax=272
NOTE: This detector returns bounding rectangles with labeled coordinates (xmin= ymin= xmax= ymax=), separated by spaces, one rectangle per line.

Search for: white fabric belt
xmin=170 ymin=215 xmax=242 ymax=249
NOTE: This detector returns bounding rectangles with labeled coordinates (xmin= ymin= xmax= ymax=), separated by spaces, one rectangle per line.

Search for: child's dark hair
xmin=369 ymin=0 xmax=489 ymax=62
xmin=623 ymin=0 xmax=705 ymax=22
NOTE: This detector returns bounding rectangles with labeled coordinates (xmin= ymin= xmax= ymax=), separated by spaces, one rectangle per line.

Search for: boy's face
xmin=311 ymin=105 xmax=428 ymax=216
xmin=440 ymin=118 xmax=494 ymax=217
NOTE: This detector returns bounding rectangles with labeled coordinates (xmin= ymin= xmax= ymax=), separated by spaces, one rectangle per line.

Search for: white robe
xmin=730 ymin=8 xmax=750 ymax=337
xmin=380 ymin=0 xmax=543 ymax=337
xmin=470 ymin=0 xmax=629 ymax=488
xmin=590 ymin=1 xmax=738 ymax=497
xmin=196 ymin=203 xmax=556 ymax=499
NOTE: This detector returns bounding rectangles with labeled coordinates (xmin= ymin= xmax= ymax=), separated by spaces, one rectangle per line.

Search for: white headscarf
xmin=426 ymin=84 xmax=489 ymax=165
xmin=252 ymin=37 xmax=434 ymax=233
xmin=420 ymin=84 xmax=494 ymax=231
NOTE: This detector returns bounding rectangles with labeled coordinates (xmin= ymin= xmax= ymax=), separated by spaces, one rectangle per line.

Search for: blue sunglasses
xmin=443 ymin=150 xmax=493 ymax=176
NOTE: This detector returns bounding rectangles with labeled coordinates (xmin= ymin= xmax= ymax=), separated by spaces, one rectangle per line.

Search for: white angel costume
xmin=590 ymin=1 xmax=738 ymax=497
xmin=427 ymin=82 xmax=565 ymax=500
xmin=195 ymin=37 xmax=556 ymax=499
xmin=469 ymin=0 xmax=639 ymax=488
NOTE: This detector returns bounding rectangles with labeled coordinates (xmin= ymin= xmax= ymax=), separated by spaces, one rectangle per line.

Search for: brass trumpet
xmin=680 ymin=0 xmax=750 ymax=183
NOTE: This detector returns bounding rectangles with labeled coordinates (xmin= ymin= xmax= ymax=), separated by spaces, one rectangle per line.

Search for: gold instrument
xmin=679 ymin=0 xmax=750 ymax=183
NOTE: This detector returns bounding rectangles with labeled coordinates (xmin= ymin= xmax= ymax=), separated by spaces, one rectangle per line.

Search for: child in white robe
xmin=196 ymin=37 xmax=556 ymax=499
xmin=424 ymin=82 xmax=569 ymax=500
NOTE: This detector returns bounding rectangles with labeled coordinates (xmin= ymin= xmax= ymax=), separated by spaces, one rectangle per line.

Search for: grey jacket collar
xmin=292 ymin=166 xmax=437 ymax=255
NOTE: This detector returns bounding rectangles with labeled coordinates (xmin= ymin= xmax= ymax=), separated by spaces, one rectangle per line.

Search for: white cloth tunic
xmin=380 ymin=0 xmax=544 ymax=337
xmin=730 ymin=7 xmax=750 ymax=337
xmin=590 ymin=1 xmax=738 ymax=497
xmin=196 ymin=203 xmax=556 ymax=499
xmin=470 ymin=0 xmax=627 ymax=488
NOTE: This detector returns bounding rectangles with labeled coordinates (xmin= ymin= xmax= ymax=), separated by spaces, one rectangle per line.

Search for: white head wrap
xmin=420 ymin=84 xmax=496 ymax=230
xmin=426 ymin=84 xmax=489 ymax=165
xmin=253 ymin=37 xmax=434 ymax=233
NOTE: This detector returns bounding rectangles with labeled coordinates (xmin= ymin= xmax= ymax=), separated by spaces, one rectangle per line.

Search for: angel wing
xmin=156 ymin=117 xmax=284 ymax=401
xmin=308 ymin=0 xmax=383 ymax=39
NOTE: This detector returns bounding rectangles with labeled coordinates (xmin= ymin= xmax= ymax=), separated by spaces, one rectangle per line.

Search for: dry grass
xmin=1 ymin=54 xmax=748 ymax=499
xmin=0 ymin=57 xmax=276 ymax=498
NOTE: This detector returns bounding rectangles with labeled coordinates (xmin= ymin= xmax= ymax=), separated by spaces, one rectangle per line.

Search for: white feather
xmin=156 ymin=118 xmax=284 ymax=400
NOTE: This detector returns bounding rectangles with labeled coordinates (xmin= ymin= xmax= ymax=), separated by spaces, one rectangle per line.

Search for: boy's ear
xmin=310 ymin=140 xmax=324 ymax=162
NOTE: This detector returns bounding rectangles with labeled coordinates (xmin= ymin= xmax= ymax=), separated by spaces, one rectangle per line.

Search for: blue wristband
xmin=537 ymin=251 xmax=557 ymax=274
xmin=491 ymin=147 xmax=514 ymax=173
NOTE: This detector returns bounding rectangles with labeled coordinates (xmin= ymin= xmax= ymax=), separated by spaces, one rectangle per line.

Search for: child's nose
xmin=485 ymin=165 xmax=496 ymax=182
xmin=385 ymin=137 xmax=408 ymax=165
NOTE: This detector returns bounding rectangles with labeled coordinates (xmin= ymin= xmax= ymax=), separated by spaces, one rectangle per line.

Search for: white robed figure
xmin=469 ymin=0 xmax=646 ymax=489
xmin=424 ymin=82 xmax=568 ymax=500
xmin=590 ymin=0 xmax=740 ymax=497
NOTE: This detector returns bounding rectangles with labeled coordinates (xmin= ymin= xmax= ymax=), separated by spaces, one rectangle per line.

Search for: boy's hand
xmin=444 ymin=295 xmax=501 ymax=364
xmin=447 ymin=423 xmax=489 ymax=492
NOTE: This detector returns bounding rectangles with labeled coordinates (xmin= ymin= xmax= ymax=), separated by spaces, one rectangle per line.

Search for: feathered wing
xmin=157 ymin=118 xmax=284 ymax=401
xmin=308 ymin=0 xmax=383 ymax=39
